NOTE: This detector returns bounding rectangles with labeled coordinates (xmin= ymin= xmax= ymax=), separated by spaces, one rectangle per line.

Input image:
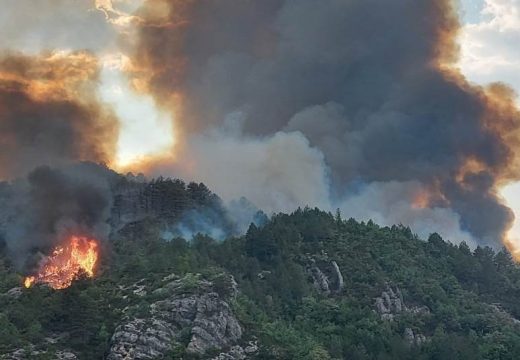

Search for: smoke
xmin=338 ymin=181 xmax=477 ymax=248
xmin=0 ymin=51 xmax=119 ymax=179
xmin=0 ymin=163 xmax=113 ymax=270
xmin=0 ymin=0 xmax=519 ymax=249
xmin=227 ymin=197 xmax=269 ymax=234
xmin=0 ymin=47 xmax=120 ymax=269
xmin=167 ymin=209 xmax=228 ymax=241
xmin=141 ymin=118 xmax=331 ymax=215
xmin=0 ymin=0 xmax=115 ymax=53
xmin=124 ymin=0 xmax=520 ymax=247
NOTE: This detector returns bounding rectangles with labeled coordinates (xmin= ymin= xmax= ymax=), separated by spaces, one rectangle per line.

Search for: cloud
xmin=460 ymin=0 xmax=520 ymax=89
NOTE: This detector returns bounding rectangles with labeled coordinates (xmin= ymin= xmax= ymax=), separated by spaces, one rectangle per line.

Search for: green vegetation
xmin=2 ymin=208 xmax=520 ymax=359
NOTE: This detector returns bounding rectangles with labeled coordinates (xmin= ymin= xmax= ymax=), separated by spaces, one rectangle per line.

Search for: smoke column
xmin=1 ymin=0 xmax=520 ymax=251
xmin=0 ymin=50 xmax=119 ymax=268
xmin=0 ymin=164 xmax=113 ymax=270
xmin=124 ymin=0 xmax=520 ymax=247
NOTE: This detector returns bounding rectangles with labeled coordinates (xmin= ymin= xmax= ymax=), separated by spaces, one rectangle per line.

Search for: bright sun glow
xmin=99 ymin=55 xmax=175 ymax=169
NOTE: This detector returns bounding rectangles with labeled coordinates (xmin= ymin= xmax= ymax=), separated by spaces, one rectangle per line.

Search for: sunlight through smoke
xmin=99 ymin=55 xmax=175 ymax=169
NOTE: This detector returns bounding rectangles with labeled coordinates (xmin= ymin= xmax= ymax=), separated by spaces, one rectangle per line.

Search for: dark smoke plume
xmin=0 ymin=51 xmax=119 ymax=179
xmin=0 ymin=51 xmax=119 ymax=268
xmin=126 ymin=0 xmax=520 ymax=246
xmin=0 ymin=163 xmax=114 ymax=270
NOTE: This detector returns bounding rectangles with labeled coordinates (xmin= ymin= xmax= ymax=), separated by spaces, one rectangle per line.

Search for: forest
xmin=2 ymin=204 xmax=520 ymax=359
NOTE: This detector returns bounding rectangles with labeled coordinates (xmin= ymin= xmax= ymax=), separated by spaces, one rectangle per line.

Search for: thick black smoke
xmin=0 ymin=163 xmax=113 ymax=269
xmin=129 ymin=0 xmax=520 ymax=246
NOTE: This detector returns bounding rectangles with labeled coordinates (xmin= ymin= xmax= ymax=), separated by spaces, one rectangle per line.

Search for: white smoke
xmin=157 ymin=117 xmax=332 ymax=215
xmin=337 ymin=181 xmax=477 ymax=247
xmin=150 ymin=116 xmax=477 ymax=246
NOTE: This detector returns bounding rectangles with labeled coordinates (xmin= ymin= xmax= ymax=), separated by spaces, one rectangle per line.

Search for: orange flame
xmin=24 ymin=236 xmax=99 ymax=290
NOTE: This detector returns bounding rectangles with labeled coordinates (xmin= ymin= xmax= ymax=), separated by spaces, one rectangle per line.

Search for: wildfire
xmin=24 ymin=236 xmax=99 ymax=290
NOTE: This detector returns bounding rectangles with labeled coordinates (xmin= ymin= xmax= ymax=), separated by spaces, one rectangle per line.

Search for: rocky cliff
xmin=107 ymin=273 xmax=252 ymax=359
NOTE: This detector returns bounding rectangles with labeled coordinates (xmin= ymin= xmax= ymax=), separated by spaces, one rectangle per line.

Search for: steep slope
xmin=1 ymin=209 xmax=520 ymax=359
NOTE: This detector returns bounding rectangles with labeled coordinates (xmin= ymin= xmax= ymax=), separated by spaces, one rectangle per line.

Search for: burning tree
xmin=24 ymin=236 xmax=99 ymax=290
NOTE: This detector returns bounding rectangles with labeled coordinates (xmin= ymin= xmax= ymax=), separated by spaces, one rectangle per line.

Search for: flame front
xmin=24 ymin=236 xmax=99 ymax=290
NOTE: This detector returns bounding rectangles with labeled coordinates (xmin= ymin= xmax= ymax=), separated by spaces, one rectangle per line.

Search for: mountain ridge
xmin=1 ymin=169 xmax=520 ymax=359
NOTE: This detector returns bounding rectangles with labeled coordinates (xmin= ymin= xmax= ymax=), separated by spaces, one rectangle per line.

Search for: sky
xmin=459 ymin=0 xmax=520 ymax=88
xmin=458 ymin=0 xmax=520 ymax=245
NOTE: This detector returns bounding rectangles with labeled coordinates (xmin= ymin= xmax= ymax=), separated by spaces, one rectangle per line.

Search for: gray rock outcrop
xmin=211 ymin=341 xmax=259 ymax=360
xmin=375 ymin=284 xmax=430 ymax=346
xmin=309 ymin=263 xmax=331 ymax=295
xmin=404 ymin=327 xmax=427 ymax=347
xmin=375 ymin=285 xmax=405 ymax=321
xmin=107 ymin=274 xmax=243 ymax=360
xmin=375 ymin=284 xmax=430 ymax=321
xmin=307 ymin=258 xmax=345 ymax=295
xmin=331 ymin=261 xmax=344 ymax=292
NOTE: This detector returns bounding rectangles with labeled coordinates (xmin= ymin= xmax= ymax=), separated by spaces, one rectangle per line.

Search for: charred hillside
xmin=2 ymin=206 xmax=520 ymax=359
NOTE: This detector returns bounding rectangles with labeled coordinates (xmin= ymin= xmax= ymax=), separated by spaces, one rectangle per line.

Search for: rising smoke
xmin=1 ymin=0 xmax=520 ymax=253
xmin=125 ymin=0 xmax=520 ymax=247
xmin=0 ymin=49 xmax=119 ymax=268
xmin=0 ymin=163 xmax=113 ymax=270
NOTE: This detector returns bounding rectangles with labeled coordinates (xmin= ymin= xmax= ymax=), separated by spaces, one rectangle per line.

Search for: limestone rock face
xmin=186 ymin=292 xmax=243 ymax=354
xmin=309 ymin=263 xmax=331 ymax=295
xmin=211 ymin=341 xmax=259 ymax=360
xmin=375 ymin=284 xmax=430 ymax=346
xmin=404 ymin=327 xmax=427 ymax=347
xmin=375 ymin=284 xmax=430 ymax=321
xmin=107 ymin=274 xmax=243 ymax=360
xmin=108 ymin=318 xmax=177 ymax=359
xmin=331 ymin=261 xmax=344 ymax=292
xmin=307 ymin=258 xmax=345 ymax=295
xmin=375 ymin=285 xmax=405 ymax=321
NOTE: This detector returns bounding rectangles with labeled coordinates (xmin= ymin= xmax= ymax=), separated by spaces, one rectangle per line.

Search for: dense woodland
xmin=2 ymin=206 xmax=520 ymax=359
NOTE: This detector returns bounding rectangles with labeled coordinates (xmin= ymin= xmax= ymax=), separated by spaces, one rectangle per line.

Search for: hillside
xmin=2 ymin=207 xmax=520 ymax=359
